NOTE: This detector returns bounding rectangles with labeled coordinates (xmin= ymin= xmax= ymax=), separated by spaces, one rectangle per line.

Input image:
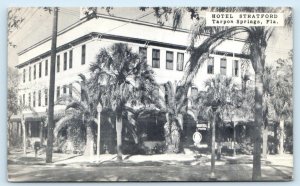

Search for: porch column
xmin=18 ymin=121 xmax=22 ymax=137
xmin=21 ymin=115 xmax=26 ymax=155
xmin=40 ymin=122 xmax=44 ymax=145
xmin=28 ymin=122 xmax=32 ymax=137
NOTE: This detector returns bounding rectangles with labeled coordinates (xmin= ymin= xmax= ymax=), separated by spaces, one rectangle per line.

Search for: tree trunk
xmin=233 ymin=123 xmax=236 ymax=156
xmin=251 ymin=39 xmax=266 ymax=180
xmin=116 ymin=115 xmax=123 ymax=160
xmin=217 ymin=142 xmax=221 ymax=160
xmin=274 ymin=122 xmax=279 ymax=154
xmin=262 ymin=125 xmax=268 ymax=159
xmin=177 ymin=114 xmax=183 ymax=130
xmin=278 ymin=119 xmax=285 ymax=154
xmin=216 ymin=122 xmax=221 ymax=160
xmin=252 ymin=72 xmax=263 ymax=180
xmin=164 ymin=113 xmax=172 ymax=152
xmin=84 ymin=124 xmax=94 ymax=156
xmin=171 ymin=120 xmax=181 ymax=153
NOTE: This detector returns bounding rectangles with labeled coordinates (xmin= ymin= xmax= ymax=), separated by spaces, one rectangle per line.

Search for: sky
xmin=7 ymin=7 xmax=293 ymax=68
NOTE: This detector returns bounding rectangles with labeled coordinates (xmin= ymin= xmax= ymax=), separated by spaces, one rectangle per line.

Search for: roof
xmin=17 ymin=13 xmax=247 ymax=57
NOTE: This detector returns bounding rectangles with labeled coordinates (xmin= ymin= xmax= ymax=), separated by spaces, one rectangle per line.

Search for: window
xmin=23 ymin=94 xmax=25 ymax=105
xmin=56 ymin=86 xmax=60 ymax=100
xmin=64 ymin=52 xmax=67 ymax=70
xmin=166 ymin=51 xmax=174 ymax=70
xmin=29 ymin=67 xmax=31 ymax=81
xmin=57 ymin=55 xmax=60 ymax=73
xmin=233 ymin=60 xmax=239 ymax=77
xmin=38 ymin=90 xmax=41 ymax=106
xmin=33 ymin=92 xmax=36 ymax=107
xmin=39 ymin=62 xmax=42 ymax=78
xmin=45 ymin=89 xmax=48 ymax=106
xmin=23 ymin=69 xmax=26 ymax=83
xmin=69 ymin=83 xmax=73 ymax=97
xmin=69 ymin=50 xmax=73 ymax=69
xmin=81 ymin=45 xmax=86 ymax=65
xmin=26 ymin=94 xmax=29 ymax=106
xmin=220 ymin=58 xmax=227 ymax=75
xmin=207 ymin=57 xmax=214 ymax=74
xmin=152 ymin=49 xmax=160 ymax=68
xmin=45 ymin=60 xmax=48 ymax=76
xmin=139 ymin=47 xmax=147 ymax=61
xmin=191 ymin=87 xmax=198 ymax=97
xmin=33 ymin=65 xmax=36 ymax=79
xmin=177 ymin=53 xmax=184 ymax=71
xmin=63 ymin=85 xmax=67 ymax=94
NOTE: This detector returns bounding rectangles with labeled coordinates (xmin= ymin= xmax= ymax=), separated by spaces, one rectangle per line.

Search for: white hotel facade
xmin=15 ymin=12 xmax=251 ymax=146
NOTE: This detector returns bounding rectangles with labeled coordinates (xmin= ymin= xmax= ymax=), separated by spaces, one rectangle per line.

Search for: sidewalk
xmin=8 ymin=148 xmax=293 ymax=168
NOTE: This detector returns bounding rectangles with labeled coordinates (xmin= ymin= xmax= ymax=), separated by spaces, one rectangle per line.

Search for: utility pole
xmin=46 ymin=7 xmax=58 ymax=163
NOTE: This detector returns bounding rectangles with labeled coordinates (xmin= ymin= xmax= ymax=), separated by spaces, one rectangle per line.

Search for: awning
xmin=10 ymin=109 xmax=66 ymax=123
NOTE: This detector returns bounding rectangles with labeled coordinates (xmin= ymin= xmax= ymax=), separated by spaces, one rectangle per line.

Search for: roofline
xmin=18 ymin=13 xmax=246 ymax=56
xmin=16 ymin=32 xmax=250 ymax=68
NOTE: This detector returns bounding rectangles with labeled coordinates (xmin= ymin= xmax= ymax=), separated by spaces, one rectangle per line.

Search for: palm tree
xmin=54 ymin=74 xmax=99 ymax=156
xmin=89 ymin=43 xmax=157 ymax=160
xmin=194 ymin=76 xmax=242 ymax=157
xmin=269 ymin=58 xmax=293 ymax=154
xmin=149 ymin=81 xmax=190 ymax=153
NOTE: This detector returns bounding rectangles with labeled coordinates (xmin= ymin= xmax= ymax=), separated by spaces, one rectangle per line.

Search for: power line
xmin=98 ymin=10 xmax=155 ymax=36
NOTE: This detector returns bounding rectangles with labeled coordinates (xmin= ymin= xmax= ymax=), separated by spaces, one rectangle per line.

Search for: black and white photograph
xmin=7 ymin=7 xmax=293 ymax=182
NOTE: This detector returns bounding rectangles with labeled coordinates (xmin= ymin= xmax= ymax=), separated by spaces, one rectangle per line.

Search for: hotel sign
xmin=197 ymin=123 xmax=208 ymax=130
xmin=206 ymin=12 xmax=284 ymax=27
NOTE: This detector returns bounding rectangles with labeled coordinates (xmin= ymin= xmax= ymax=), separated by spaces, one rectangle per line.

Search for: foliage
xmin=7 ymin=67 xmax=19 ymax=122
xmin=149 ymin=81 xmax=190 ymax=153
xmin=54 ymin=74 xmax=100 ymax=155
xmin=270 ymin=58 xmax=293 ymax=121
xmin=90 ymin=43 xmax=157 ymax=116
xmin=89 ymin=43 xmax=157 ymax=158
xmin=151 ymin=7 xmax=292 ymax=180
xmin=193 ymin=75 xmax=243 ymax=122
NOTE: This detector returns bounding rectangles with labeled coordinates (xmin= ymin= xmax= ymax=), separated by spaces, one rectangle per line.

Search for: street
xmin=8 ymin=159 xmax=293 ymax=182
